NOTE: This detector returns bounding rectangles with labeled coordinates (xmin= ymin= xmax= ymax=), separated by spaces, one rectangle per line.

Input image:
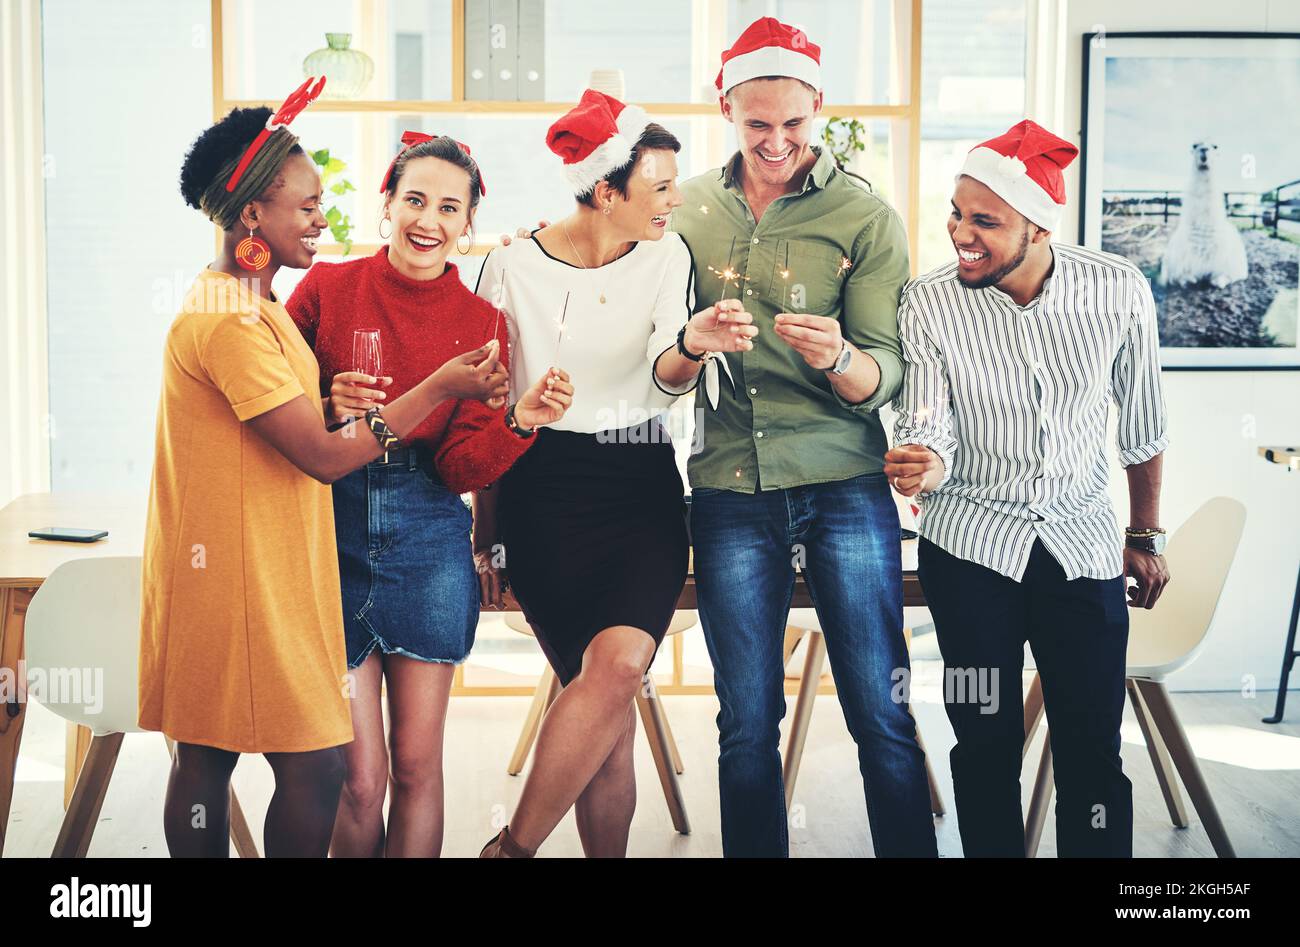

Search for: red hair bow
xmin=224 ymin=76 xmax=326 ymax=194
xmin=379 ymin=130 xmax=487 ymax=197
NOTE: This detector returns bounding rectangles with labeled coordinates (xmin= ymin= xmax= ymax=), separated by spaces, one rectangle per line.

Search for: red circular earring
xmin=235 ymin=229 xmax=272 ymax=270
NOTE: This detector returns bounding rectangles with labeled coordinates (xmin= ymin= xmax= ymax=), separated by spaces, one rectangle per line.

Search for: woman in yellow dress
xmin=137 ymin=80 xmax=537 ymax=856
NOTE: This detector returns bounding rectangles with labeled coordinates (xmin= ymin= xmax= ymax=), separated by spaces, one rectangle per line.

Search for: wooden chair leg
xmin=508 ymin=665 xmax=559 ymax=776
xmin=653 ymin=683 xmax=685 ymax=775
xmin=1024 ymin=733 xmax=1054 ymax=857
xmin=53 ymin=731 xmax=124 ymax=858
xmin=64 ymin=722 xmax=92 ymax=809
xmin=1133 ymin=679 xmax=1236 ymax=857
xmin=782 ymin=630 xmax=826 ymax=810
xmin=910 ymin=711 xmax=946 ymax=817
xmin=1023 ymin=672 xmax=1044 ymax=759
xmin=782 ymin=625 xmax=808 ymax=668
xmin=1126 ymin=679 xmax=1188 ymax=829
xmin=636 ymin=676 xmax=690 ymax=835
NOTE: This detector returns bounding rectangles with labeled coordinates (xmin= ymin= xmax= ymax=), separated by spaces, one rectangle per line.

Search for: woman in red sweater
xmin=287 ymin=134 xmax=572 ymax=857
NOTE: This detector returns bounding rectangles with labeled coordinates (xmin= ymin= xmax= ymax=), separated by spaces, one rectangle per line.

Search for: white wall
xmin=1064 ymin=0 xmax=1300 ymax=691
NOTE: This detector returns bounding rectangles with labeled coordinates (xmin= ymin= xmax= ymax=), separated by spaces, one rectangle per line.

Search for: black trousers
xmin=918 ymin=538 xmax=1133 ymax=857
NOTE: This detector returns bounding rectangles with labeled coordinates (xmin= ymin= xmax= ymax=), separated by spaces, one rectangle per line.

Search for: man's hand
xmin=773 ymin=312 xmax=843 ymax=370
xmin=499 ymin=220 xmax=551 ymax=247
xmin=1124 ymin=547 xmax=1170 ymax=609
xmin=883 ymin=444 xmax=944 ymax=497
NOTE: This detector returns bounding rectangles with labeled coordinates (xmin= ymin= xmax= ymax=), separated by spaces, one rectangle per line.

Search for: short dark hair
xmin=383 ymin=135 xmax=484 ymax=215
xmin=179 ymin=106 xmax=303 ymax=213
xmin=577 ymin=122 xmax=681 ymax=208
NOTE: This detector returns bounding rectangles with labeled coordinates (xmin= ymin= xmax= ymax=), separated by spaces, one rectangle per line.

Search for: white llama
xmin=1159 ymin=141 xmax=1250 ymax=288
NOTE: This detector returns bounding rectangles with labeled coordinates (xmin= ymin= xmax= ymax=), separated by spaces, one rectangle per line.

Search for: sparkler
xmin=709 ymin=236 xmax=739 ymax=302
xmin=553 ymin=291 xmax=571 ymax=365
xmin=488 ymin=266 xmax=507 ymax=345
xmin=779 ymin=242 xmax=791 ymax=311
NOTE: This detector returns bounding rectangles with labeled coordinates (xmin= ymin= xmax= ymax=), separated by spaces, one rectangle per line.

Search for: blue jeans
xmin=690 ymin=473 xmax=938 ymax=857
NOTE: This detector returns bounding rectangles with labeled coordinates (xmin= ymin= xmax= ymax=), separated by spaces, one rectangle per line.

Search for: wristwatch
xmin=676 ymin=323 xmax=707 ymax=362
xmin=825 ymin=339 xmax=852 ymax=375
xmin=1125 ymin=527 xmax=1167 ymax=556
xmin=504 ymin=403 xmax=536 ymax=439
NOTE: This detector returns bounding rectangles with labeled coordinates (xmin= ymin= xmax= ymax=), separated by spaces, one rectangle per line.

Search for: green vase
xmin=304 ymin=33 xmax=374 ymax=100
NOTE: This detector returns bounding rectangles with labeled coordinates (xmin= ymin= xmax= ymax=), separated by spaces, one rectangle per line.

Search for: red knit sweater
xmin=285 ymin=247 xmax=531 ymax=493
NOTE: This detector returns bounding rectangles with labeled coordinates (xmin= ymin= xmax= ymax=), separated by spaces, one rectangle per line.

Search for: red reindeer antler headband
xmin=380 ymin=130 xmax=488 ymax=196
xmin=224 ymin=76 xmax=327 ymax=194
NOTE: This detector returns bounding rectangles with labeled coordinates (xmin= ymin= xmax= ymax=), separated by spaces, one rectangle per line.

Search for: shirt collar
xmin=983 ymin=243 xmax=1061 ymax=310
xmin=719 ymin=145 xmax=836 ymax=195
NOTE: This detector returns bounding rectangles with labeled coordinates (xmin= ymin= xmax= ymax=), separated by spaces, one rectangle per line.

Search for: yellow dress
xmin=138 ymin=268 xmax=352 ymax=753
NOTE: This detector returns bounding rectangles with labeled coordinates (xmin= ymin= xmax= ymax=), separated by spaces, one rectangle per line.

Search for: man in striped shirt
xmin=885 ymin=120 xmax=1170 ymax=857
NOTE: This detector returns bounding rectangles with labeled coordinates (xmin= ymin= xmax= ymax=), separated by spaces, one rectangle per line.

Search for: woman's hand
xmin=683 ymin=298 xmax=758 ymax=355
xmin=512 ymin=367 xmax=574 ymax=430
xmin=431 ymin=339 xmax=510 ymax=403
xmin=328 ymin=372 xmax=393 ymax=425
xmin=473 ymin=545 xmax=506 ymax=609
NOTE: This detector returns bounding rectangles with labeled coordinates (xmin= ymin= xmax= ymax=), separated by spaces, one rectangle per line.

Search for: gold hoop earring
xmin=602 ymin=205 xmax=612 ymax=216
xmin=379 ymin=216 xmax=393 ymax=240
xmin=457 ymin=231 xmax=472 ymax=255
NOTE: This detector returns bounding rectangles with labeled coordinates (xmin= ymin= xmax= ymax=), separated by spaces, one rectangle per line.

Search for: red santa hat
xmin=958 ymin=119 xmax=1079 ymax=232
xmin=715 ymin=16 xmax=821 ymax=98
xmin=546 ymin=89 xmax=652 ymax=196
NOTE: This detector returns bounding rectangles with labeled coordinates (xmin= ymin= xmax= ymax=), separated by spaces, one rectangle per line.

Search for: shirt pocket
xmin=783 ymin=239 xmax=849 ymax=317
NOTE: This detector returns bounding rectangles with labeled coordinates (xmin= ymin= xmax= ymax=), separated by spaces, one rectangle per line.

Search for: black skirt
xmin=499 ymin=419 xmax=689 ymax=684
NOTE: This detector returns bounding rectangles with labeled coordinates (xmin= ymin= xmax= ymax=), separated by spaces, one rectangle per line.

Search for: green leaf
xmin=310 ymin=148 xmax=330 ymax=166
xmin=330 ymin=180 xmax=355 ymax=196
xmin=325 ymin=206 xmax=342 ymax=225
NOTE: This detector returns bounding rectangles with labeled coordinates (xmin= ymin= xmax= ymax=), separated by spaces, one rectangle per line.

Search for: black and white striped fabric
xmin=892 ymin=243 xmax=1168 ymax=582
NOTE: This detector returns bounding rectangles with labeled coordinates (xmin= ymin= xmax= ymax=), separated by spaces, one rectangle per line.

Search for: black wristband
xmin=364 ymin=407 xmax=401 ymax=450
xmin=676 ymin=324 xmax=706 ymax=362
xmin=505 ymin=403 xmax=536 ymax=439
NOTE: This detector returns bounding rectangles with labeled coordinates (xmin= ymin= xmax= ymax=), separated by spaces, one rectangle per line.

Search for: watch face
xmin=1151 ymin=533 xmax=1167 ymax=555
xmin=833 ymin=344 xmax=852 ymax=374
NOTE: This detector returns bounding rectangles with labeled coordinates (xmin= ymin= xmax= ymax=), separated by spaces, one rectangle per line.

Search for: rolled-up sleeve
xmin=1112 ymin=273 xmax=1169 ymax=467
xmin=648 ymin=234 xmax=701 ymax=397
xmin=835 ymin=205 xmax=909 ymax=413
xmin=892 ymin=284 xmax=957 ymax=490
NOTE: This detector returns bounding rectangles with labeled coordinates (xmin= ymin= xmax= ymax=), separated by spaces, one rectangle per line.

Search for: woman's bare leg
xmin=574 ymin=702 xmax=638 ymax=857
xmin=164 ymin=742 xmax=240 ymax=857
xmin=383 ymin=655 xmax=455 ymax=857
xmin=263 ymin=746 xmax=346 ymax=857
xmin=330 ymin=653 xmax=387 ymax=857
xmin=506 ymin=626 xmax=654 ymax=852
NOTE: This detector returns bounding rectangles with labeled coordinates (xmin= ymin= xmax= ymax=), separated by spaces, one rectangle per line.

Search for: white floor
xmin=6 ymin=664 xmax=1298 ymax=858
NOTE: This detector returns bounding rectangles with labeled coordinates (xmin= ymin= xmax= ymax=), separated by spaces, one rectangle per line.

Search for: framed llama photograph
xmin=1080 ymin=32 xmax=1300 ymax=369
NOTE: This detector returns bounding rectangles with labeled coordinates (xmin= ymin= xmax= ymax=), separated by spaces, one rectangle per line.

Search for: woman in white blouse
xmin=473 ymin=91 xmax=756 ymax=858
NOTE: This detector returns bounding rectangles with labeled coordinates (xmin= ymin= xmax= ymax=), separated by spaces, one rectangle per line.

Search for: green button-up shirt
xmin=670 ymin=146 xmax=909 ymax=493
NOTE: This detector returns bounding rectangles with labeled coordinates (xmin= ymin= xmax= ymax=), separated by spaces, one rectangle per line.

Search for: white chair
xmin=782 ymin=605 xmax=947 ymax=816
xmin=24 ymin=556 xmax=258 ymax=857
xmin=504 ymin=610 xmax=694 ymax=835
xmin=1023 ymin=497 xmax=1247 ymax=857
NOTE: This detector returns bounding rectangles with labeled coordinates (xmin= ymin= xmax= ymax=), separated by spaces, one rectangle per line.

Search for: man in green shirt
xmin=653 ymin=16 xmax=937 ymax=858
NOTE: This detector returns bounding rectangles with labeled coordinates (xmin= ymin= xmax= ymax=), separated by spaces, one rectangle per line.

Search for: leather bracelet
xmin=364 ymin=407 xmax=401 ymax=450
xmin=505 ymin=403 xmax=536 ymax=439
xmin=676 ymin=324 xmax=706 ymax=362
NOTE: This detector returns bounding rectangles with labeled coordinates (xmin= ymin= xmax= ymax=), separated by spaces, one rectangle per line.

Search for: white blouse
xmin=475 ymin=231 xmax=696 ymax=435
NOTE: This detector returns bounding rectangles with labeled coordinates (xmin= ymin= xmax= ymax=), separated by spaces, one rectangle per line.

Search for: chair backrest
xmin=1127 ymin=497 xmax=1246 ymax=679
xmin=23 ymin=556 xmax=144 ymax=735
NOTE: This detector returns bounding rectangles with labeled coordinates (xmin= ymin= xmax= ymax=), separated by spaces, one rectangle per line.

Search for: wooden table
xmin=0 ymin=492 xmax=147 ymax=856
xmin=0 ymin=490 xmax=927 ymax=855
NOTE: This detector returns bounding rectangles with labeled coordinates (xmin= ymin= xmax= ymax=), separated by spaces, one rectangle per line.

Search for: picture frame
xmin=1080 ymin=31 xmax=1300 ymax=370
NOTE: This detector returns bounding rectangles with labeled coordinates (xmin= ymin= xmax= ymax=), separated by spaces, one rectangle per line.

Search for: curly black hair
xmin=179 ymin=106 xmax=302 ymax=210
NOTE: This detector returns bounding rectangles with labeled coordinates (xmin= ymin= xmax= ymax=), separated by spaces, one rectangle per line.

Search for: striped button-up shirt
xmin=892 ymin=243 xmax=1169 ymax=582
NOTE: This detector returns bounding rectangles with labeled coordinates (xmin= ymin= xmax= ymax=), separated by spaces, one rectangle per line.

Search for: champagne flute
xmin=353 ymin=329 xmax=384 ymax=460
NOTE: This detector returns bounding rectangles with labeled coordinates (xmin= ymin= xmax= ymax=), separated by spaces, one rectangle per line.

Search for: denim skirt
xmin=331 ymin=453 xmax=478 ymax=669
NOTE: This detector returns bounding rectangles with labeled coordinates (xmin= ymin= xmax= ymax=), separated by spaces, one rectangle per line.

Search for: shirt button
xmin=745 ymin=289 xmax=753 ymax=296
xmin=749 ymin=387 xmax=758 ymax=395
xmin=756 ymin=431 xmax=765 ymax=438
xmin=752 ymin=238 xmax=759 ymax=244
